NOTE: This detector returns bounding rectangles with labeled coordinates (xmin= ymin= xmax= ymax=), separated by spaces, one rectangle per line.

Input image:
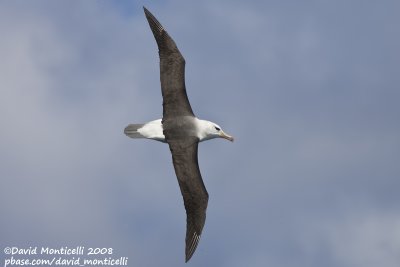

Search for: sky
xmin=1 ymin=0 xmax=399 ymax=266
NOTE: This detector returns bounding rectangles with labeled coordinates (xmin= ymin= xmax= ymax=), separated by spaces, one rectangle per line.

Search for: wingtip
xmin=185 ymin=232 xmax=201 ymax=262
xmin=142 ymin=6 xmax=164 ymax=33
xmin=143 ymin=6 xmax=153 ymax=19
xmin=185 ymin=252 xmax=195 ymax=263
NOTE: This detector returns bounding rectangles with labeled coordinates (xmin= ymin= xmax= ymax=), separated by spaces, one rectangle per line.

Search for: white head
xmin=196 ymin=119 xmax=234 ymax=142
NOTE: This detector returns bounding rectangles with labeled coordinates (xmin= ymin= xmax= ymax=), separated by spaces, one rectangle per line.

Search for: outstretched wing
xmin=167 ymin=138 xmax=209 ymax=262
xmin=143 ymin=7 xmax=195 ymax=119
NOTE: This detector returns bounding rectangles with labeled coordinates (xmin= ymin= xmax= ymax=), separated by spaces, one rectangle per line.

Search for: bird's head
xmin=197 ymin=119 xmax=234 ymax=142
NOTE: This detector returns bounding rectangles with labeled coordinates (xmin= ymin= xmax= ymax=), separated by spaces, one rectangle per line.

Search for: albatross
xmin=124 ymin=7 xmax=233 ymax=262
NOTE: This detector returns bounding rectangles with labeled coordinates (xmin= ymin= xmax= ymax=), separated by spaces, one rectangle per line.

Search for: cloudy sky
xmin=1 ymin=0 xmax=399 ymax=266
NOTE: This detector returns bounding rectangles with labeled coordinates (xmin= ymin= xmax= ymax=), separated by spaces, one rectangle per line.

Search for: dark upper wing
xmin=167 ymin=138 xmax=209 ymax=262
xmin=143 ymin=7 xmax=195 ymax=119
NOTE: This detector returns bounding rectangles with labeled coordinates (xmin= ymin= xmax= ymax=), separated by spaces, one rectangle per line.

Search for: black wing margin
xmin=168 ymin=138 xmax=209 ymax=262
xmin=143 ymin=7 xmax=195 ymax=119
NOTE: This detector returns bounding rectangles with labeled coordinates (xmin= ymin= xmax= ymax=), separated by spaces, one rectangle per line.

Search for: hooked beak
xmin=220 ymin=130 xmax=234 ymax=142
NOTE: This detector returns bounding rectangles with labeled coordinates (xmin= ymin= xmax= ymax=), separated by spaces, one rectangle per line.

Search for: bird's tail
xmin=124 ymin=124 xmax=145 ymax=138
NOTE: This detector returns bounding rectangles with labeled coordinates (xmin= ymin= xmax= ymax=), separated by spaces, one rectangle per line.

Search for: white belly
xmin=138 ymin=119 xmax=166 ymax=142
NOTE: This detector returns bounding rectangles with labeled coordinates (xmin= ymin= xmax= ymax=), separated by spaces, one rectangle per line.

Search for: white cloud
xmin=0 ymin=1 xmax=151 ymax=245
xmin=324 ymin=213 xmax=400 ymax=267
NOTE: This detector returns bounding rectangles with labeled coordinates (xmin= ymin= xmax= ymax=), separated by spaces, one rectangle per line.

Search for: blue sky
xmin=1 ymin=1 xmax=399 ymax=266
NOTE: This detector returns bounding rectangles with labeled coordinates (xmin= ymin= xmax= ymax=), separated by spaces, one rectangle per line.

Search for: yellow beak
xmin=220 ymin=130 xmax=234 ymax=142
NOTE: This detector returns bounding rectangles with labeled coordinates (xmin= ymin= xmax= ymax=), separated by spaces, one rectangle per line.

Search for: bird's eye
xmin=214 ymin=126 xmax=220 ymax=131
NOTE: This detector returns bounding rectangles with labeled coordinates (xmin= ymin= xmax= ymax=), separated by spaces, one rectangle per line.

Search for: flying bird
xmin=124 ymin=7 xmax=233 ymax=262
